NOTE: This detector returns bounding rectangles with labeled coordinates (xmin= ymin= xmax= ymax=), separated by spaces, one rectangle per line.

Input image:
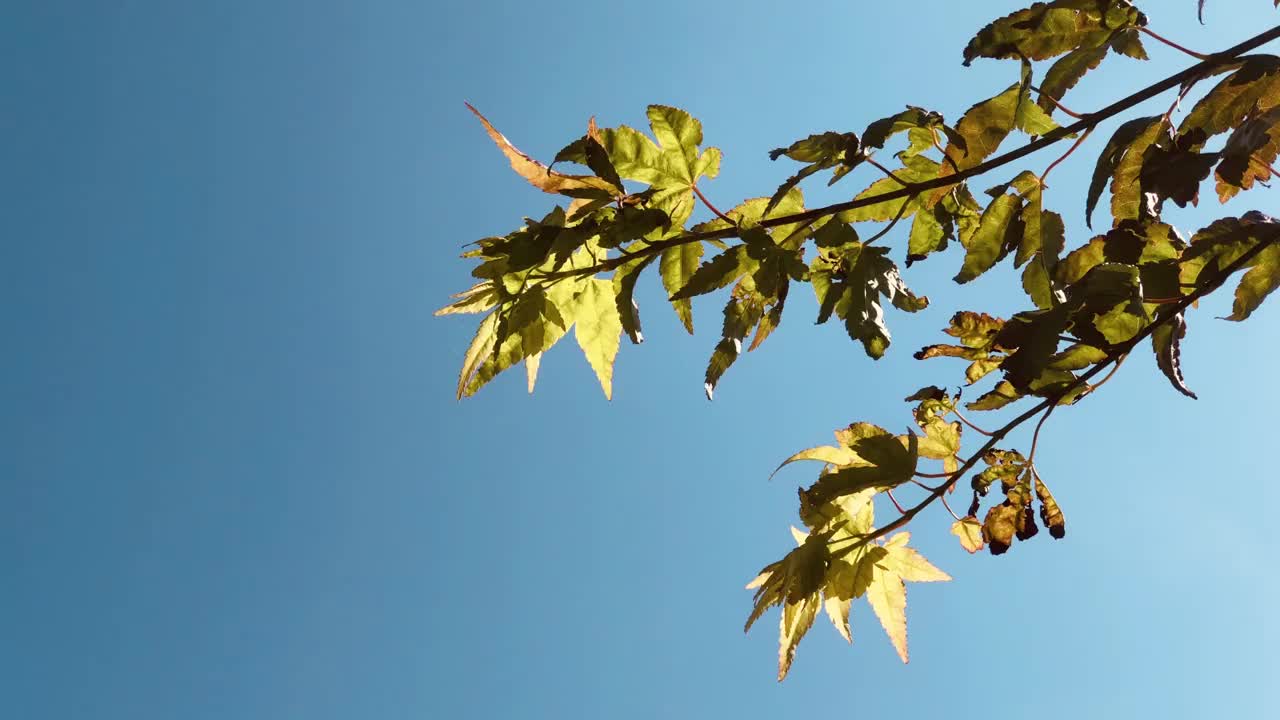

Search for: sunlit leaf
xmin=661 ymin=243 xmax=704 ymax=333
xmin=963 ymin=1 xmax=1146 ymax=66
xmin=467 ymin=103 xmax=618 ymax=196
xmin=1089 ymin=116 xmax=1161 ymax=228
xmin=951 ymin=517 xmax=985 ymax=553
xmin=1227 ymin=242 xmax=1280 ymax=320
xmin=573 ymin=279 xmax=623 ymax=399
xmin=955 ymin=193 xmax=1023 ymax=283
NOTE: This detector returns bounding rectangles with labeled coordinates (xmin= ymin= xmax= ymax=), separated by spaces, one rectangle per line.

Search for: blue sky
xmin=4 ymin=2 xmax=1278 ymax=718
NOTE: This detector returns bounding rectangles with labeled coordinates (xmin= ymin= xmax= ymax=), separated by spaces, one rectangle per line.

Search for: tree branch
xmin=834 ymin=227 xmax=1279 ymax=556
xmin=536 ymin=25 xmax=1280 ymax=283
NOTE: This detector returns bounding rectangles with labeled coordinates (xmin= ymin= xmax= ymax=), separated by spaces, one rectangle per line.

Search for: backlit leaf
xmin=1178 ymin=56 xmax=1280 ymax=148
xmin=1088 ymin=116 xmax=1161 ymax=228
xmin=865 ymin=562 xmax=909 ymax=663
xmin=1227 ymin=243 xmax=1280 ymax=321
xmin=955 ymin=193 xmax=1023 ymax=283
xmin=573 ymin=279 xmax=623 ymax=399
xmin=661 ymin=243 xmax=704 ymax=333
xmin=963 ymin=1 xmax=1146 ymax=66
xmin=951 ymin=517 xmax=985 ymax=553
xmin=467 ymin=103 xmax=618 ymax=196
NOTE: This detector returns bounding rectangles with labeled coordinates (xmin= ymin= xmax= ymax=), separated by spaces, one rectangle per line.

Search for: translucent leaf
xmin=865 ymin=562 xmax=909 ymax=663
xmin=770 ymin=446 xmax=863 ymax=480
xmin=951 ymin=517 xmax=985 ymax=554
xmin=1178 ymin=56 xmax=1280 ymax=148
xmin=1215 ymin=107 xmax=1280 ymax=202
xmin=612 ymin=254 xmax=657 ymax=344
xmin=456 ymin=312 xmax=499 ymax=399
xmin=660 ymin=243 xmax=704 ymax=333
xmin=435 ymin=283 xmax=498 ymax=317
xmin=521 ymin=351 xmax=542 ymax=394
xmin=955 ymin=193 xmax=1023 ymax=283
xmin=963 ymin=1 xmax=1146 ymax=66
xmin=573 ymin=279 xmax=623 ymax=400
xmin=1038 ymin=43 xmax=1109 ymax=112
xmin=1088 ymin=116 xmax=1161 ymax=228
xmin=937 ymin=84 xmax=1020 ymax=186
xmin=466 ymin=103 xmax=617 ymax=196
xmin=967 ymin=380 xmax=1021 ymax=411
xmin=670 ymin=246 xmax=753 ymax=300
xmin=1228 ymin=243 xmax=1280 ymax=320
xmin=882 ymin=535 xmax=952 ymax=582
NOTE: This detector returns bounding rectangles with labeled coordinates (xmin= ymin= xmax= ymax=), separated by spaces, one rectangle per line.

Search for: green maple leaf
xmin=573 ymin=279 xmax=623 ymax=399
xmin=1107 ymin=117 xmax=1166 ymax=227
xmin=1038 ymin=43 xmax=1109 ymax=112
xmin=660 ymin=243 xmax=704 ymax=333
xmin=933 ymin=83 xmax=1021 ymax=195
xmin=865 ymin=532 xmax=950 ymax=664
xmin=595 ymin=105 xmax=723 ymax=229
xmin=812 ymin=240 xmax=928 ymax=359
xmin=1215 ymin=107 xmax=1280 ymax=202
xmin=955 ymin=193 xmax=1024 ymax=283
xmin=1086 ymin=116 xmax=1160 ymax=228
xmin=1228 ymin=242 xmax=1280 ymax=321
xmin=962 ymin=0 xmax=1146 ymax=66
xmin=766 ymin=132 xmax=862 ymax=214
xmin=1178 ymin=56 xmax=1280 ymax=150
xmin=951 ymin=517 xmax=985 ymax=554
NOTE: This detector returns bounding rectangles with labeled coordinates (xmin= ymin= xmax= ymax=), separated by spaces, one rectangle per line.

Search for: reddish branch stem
xmin=1041 ymin=127 xmax=1093 ymax=185
xmin=885 ymin=489 xmax=907 ymax=515
xmin=1139 ymin=26 xmax=1210 ymax=60
xmin=867 ymin=157 xmax=912 ymax=186
xmin=939 ymin=494 xmax=962 ymax=522
xmin=692 ymin=183 xmax=734 ymax=225
xmin=1029 ymin=85 xmax=1087 ymax=120
xmin=954 ymin=409 xmax=995 ymax=437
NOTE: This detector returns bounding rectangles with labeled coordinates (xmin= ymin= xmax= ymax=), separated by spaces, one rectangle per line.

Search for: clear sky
xmin=4 ymin=2 xmax=1278 ymax=718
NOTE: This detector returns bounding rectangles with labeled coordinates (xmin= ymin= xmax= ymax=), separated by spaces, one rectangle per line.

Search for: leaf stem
xmin=1025 ymin=404 xmax=1056 ymax=468
xmin=1028 ymin=85 xmax=1087 ymax=120
xmin=867 ymin=156 xmax=913 ymax=187
xmin=885 ymin=489 xmax=907 ymax=515
xmin=863 ymin=195 xmax=915 ymax=246
xmin=1085 ymin=352 xmax=1127 ymax=394
xmin=939 ymin=493 xmax=962 ymax=522
xmin=693 ymin=183 xmax=735 ymax=225
xmin=1139 ymin=26 xmax=1211 ymax=61
xmin=953 ymin=408 xmax=995 ymax=437
xmin=1040 ymin=127 xmax=1094 ymax=186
